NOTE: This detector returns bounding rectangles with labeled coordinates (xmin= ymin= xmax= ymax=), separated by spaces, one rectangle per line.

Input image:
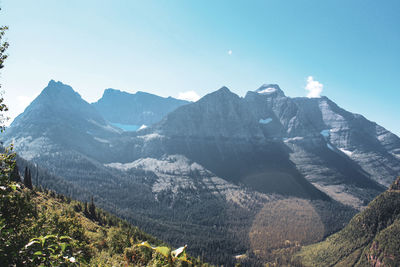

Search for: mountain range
xmin=3 ymin=80 xmax=400 ymax=264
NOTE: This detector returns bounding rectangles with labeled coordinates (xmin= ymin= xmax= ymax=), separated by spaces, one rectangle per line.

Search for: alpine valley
xmin=3 ymin=80 xmax=400 ymax=265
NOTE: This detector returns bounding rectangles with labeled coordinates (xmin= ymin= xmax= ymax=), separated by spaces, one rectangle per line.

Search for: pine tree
xmin=10 ymin=163 xmax=21 ymax=182
xmin=24 ymin=166 xmax=28 ymax=185
xmin=24 ymin=166 xmax=32 ymax=189
xmin=35 ymin=165 xmax=39 ymax=187
xmin=84 ymin=202 xmax=89 ymax=216
xmin=89 ymin=196 xmax=96 ymax=220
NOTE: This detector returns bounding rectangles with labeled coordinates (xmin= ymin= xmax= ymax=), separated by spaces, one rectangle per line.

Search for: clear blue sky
xmin=1 ymin=0 xmax=399 ymax=135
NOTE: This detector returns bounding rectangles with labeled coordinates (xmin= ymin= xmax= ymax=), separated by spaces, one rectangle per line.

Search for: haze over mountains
xmin=3 ymin=80 xmax=400 ymax=264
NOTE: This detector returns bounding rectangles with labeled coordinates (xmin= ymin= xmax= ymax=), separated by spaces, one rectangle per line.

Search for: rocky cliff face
xmin=144 ymin=84 xmax=397 ymax=208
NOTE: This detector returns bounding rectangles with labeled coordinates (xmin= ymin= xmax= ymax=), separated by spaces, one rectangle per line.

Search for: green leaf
xmin=60 ymin=243 xmax=69 ymax=252
xmin=155 ymin=246 xmax=171 ymax=258
xmin=44 ymin=234 xmax=57 ymax=240
xmin=136 ymin=241 xmax=153 ymax=249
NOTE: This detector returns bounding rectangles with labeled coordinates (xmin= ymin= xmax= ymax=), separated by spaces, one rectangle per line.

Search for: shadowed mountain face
xmin=92 ymin=88 xmax=189 ymax=126
xmin=3 ymin=81 xmax=399 ymax=264
xmin=148 ymin=84 xmax=396 ymax=207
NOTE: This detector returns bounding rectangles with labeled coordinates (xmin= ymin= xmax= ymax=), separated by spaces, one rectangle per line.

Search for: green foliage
xmin=1 ymin=168 xmax=208 ymax=266
xmin=0 ymin=13 xmax=87 ymax=266
xmin=295 ymin=179 xmax=400 ymax=267
xmin=106 ymin=227 xmax=131 ymax=254
xmin=0 ymin=25 xmax=8 ymax=69
xmin=131 ymin=241 xmax=194 ymax=266
xmin=0 ymin=146 xmax=87 ymax=266
xmin=22 ymin=235 xmax=83 ymax=266
xmin=0 ymin=23 xmax=9 ymax=130
xmin=0 ymin=146 xmax=37 ymax=266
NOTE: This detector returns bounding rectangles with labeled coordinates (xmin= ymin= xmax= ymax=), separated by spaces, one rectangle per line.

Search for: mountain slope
xmin=92 ymin=88 xmax=188 ymax=128
xmin=0 ymin=162 xmax=205 ymax=266
xmin=145 ymin=84 xmax=390 ymax=207
xmin=295 ymin=176 xmax=400 ymax=267
xmin=5 ymin=80 xmax=121 ymax=162
xmin=142 ymin=86 xmax=327 ymax=199
xmin=3 ymin=81 xmax=399 ymax=264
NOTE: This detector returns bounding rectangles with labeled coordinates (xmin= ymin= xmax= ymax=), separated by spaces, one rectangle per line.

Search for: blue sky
xmin=1 ymin=0 xmax=399 ymax=135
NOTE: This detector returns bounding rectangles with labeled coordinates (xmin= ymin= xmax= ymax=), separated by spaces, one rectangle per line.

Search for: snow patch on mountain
xmin=283 ymin=136 xmax=304 ymax=142
xmin=94 ymin=137 xmax=109 ymax=144
xmin=339 ymin=148 xmax=353 ymax=157
xmin=138 ymin=124 xmax=147 ymax=131
xmin=137 ymin=133 xmax=164 ymax=141
xmin=258 ymin=87 xmax=277 ymax=94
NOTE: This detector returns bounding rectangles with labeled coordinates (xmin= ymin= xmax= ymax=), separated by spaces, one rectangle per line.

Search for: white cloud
xmin=228 ymin=50 xmax=232 ymax=55
xmin=177 ymin=91 xmax=200 ymax=102
xmin=305 ymin=76 xmax=323 ymax=98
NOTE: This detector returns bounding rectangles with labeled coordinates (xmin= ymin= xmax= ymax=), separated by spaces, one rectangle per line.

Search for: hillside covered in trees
xmin=294 ymin=176 xmax=400 ymax=266
xmin=0 ymin=151 xmax=208 ymax=266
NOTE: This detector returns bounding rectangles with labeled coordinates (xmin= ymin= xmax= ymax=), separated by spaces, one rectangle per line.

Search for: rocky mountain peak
xmin=198 ymin=86 xmax=239 ymax=104
xmin=214 ymin=86 xmax=233 ymax=95
xmin=102 ymin=88 xmax=123 ymax=95
xmin=9 ymin=80 xmax=107 ymax=131
xmin=42 ymin=80 xmax=82 ymax=100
